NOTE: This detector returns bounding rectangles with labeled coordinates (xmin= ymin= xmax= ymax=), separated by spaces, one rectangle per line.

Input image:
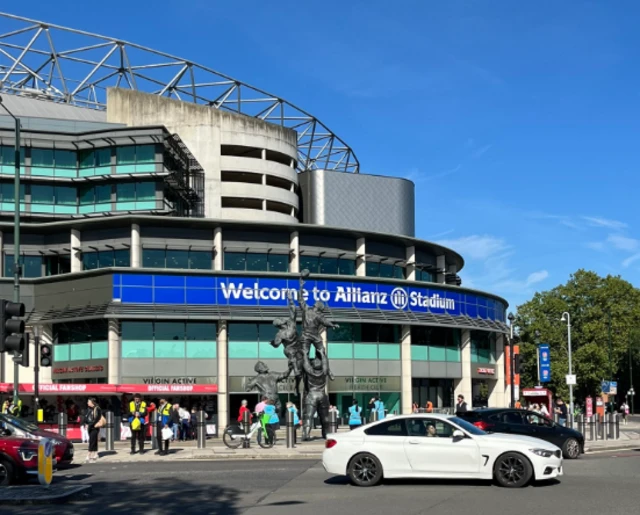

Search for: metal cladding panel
xmin=300 ymin=169 xmax=415 ymax=237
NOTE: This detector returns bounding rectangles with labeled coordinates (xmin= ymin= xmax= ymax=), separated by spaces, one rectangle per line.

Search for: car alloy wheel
xmin=348 ymin=453 xmax=383 ymax=487
xmin=0 ymin=459 xmax=14 ymax=486
xmin=494 ymin=452 xmax=532 ymax=488
xmin=563 ymin=438 xmax=580 ymax=459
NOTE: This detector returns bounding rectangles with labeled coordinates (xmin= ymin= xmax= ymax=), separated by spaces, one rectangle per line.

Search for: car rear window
xmin=364 ymin=419 xmax=407 ymax=436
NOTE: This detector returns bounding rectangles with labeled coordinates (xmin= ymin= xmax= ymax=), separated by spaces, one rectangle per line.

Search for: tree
xmin=515 ymin=270 xmax=640 ymax=405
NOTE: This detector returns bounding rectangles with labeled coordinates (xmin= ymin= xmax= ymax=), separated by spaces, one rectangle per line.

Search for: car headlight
xmin=19 ymin=450 xmax=38 ymax=461
xmin=529 ymin=448 xmax=555 ymax=458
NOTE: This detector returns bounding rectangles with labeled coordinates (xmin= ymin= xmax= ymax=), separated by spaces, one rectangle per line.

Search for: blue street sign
xmin=538 ymin=343 xmax=551 ymax=383
xmin=602 ymin=381 xmax=618 ymax=395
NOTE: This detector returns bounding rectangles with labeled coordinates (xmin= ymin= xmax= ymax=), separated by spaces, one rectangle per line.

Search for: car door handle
xmin=408 ymin=439 xmax=420 ymax=444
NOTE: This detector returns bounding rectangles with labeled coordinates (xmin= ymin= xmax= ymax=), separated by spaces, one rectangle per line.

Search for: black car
xmin=458 ymin=408 xmax=584 ymax=459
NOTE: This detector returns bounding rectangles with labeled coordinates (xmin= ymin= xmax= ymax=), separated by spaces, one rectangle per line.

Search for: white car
xmin=323 ymin=414 xmax=563 ymax=488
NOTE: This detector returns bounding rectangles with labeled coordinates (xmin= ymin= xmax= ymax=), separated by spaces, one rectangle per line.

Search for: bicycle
xmin=222 ymin=414 xmax=276 ymax=449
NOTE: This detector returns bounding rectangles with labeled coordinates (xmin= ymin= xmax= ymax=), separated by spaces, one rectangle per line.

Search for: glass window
xmin=114 ymin=249 xmax=130 ymax=267
xmin=155 ymin=340 xmax=185 ymax=358
xmin=393 ymin=265 xmax=405 ymax=279
xmin=79 ymin=149 xmax=94 ymax=168
xmin=23 ymin=256 xmax=42 ymax=277
xmin=95 ymin=148 xmax=111 ymax=167
xmin=82 ymin=252 xmax=99 ymax=270
xmin=98 ymin=250 xmax=114 ymax=268
xmin=300 ymin=255 xmax=319 ymax=274
xmin=228 ymin=323 xmax=259 ymax=342
xmin=95 ymin=184 xmax=111 ymax=203
xmin=3 ymin=254 xmax=13 ymax=277
xmin=186 ymin=322 xmax=216 ymax=341
xmin=70 ymin=343 xmax=91 ymax=361
xmin=186 ymin=341 xmax=216 ymax=358
xmin=116 ymin=183 xmax=136 ymax=202
xmin=365 ymin=261 xmax=380 ymax=277
xmin=1 ymin=146 xmax=25 ymax=165
xmin=79 ymin=185 xmax=94 ymax=204
xmin=224 ymin=252 xmax=246 ymax=271
xmin=379 ymin=263 xmax=394 ymax=278
xmin=0 ymin=183 xmax=25 ymax=202
xmin=116 ymin=146 xmax=136 ymax=165
xmin=155 ymin=321 xmax=185 ymax=341
xmin=31 ymin=184 xmax=53 ymax=203
xmin=338 ymin=258 xmax=355 ymax=276
xmin=91 ymin=341 xmax=108 ymax=359
xmin=501 ymin=412 xmax=524 ymax=425
xmin=136 ymin=181 xmax=156 ymax=200
xmin=268 ymin=253 xmax=288 ymax=272
xmin=136 ymin=145 xmax=155 ymax=163
xmin=55 ymin=149 xmax=76 ymax=168
xmin=364 ymin=419 xmax=407 ymax=436
xmin=31 ymin=148 xmax=54 ymax=167
xmin=122 ymin=341 xmax=153 ymax=358
xmin=143 ymin=249 xmax=165 ymax=268
xmin=122 ymin=321 xmax=153 ymax=340
xmin=189 ymin=251 xmax=212 ymax=270
xmin=319 ymin=257 xmax=338 ymax=275
xmin=55 ymin=186 xmax=76 ymax=205
xmin=166 ymin=250 xmax=189 ymax=269
xmin=246 ymin=253 xmax=267 ymax=271
xmin=54 ymin=344 xmax=70 ymax=361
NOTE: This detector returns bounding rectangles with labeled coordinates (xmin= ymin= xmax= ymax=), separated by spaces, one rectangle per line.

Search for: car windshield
xmin=0 ymin=414 xmax=39 ymax=433
xmin=449 ymin=416 xmax=487 ymax=435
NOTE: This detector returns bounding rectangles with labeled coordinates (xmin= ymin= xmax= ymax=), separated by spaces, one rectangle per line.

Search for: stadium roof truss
xmin=0 ymin=12 xmax=359 ymax=173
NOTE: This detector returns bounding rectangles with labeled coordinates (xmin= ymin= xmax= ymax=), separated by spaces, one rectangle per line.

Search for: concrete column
xmin=436 ymin=255 xmax=446 ymax=284
xmin=356 ymin=237 xmax=366 ymax=277
xmin=214 ymin=227 xmax=223 ymax=271
xmin=401 ymin=325 xmax=412 ymax=414
xmin=71 ymin=229 xmax=82 ymax=273
xmin=489 ymin=333 xmax=506 ymax=407
xmin=217 ymin=321 xmax=229 ymax=431
xmin=108 ymin=319 xmax=120 ymax=385
xmin=131 ymin=223 xmax=141 ymax=268
xmin=454 ymin=329 xmax=473 ymax=409
xmin=289 ymin=231 xmax=299 ymax=274
xmin=261 ymin=148 xmax=266 ymax=160
xmin=405 ymin=246 xmax=416 ymax=281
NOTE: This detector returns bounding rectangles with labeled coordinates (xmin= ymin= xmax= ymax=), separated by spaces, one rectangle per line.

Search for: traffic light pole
xmin=12 ymin=115 xmax=21 ymax=406
xmin=33 ymin=333 xmax=40 ymax=417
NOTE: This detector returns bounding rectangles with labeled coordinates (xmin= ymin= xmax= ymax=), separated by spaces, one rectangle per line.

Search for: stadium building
xmin=0 ymin=13 xmax=509 ymax=430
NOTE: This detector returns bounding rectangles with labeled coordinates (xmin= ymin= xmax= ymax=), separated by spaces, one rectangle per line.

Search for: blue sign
xmin=112 ymin=274 xmax=506 ymax=322
xmin=601 ymin=381 xmax=618 ymax=395
xmin=538 ymin=343 xmax=551 ymax=383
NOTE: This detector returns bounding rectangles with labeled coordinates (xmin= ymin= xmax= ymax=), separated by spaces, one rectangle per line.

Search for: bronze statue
xmin=270 ymin=292 xmax=304 ymax=395
xmin=301 ymin=350 xmax=331 ymax=440
xmin=245 ymin=361 xmax=289 ymax=415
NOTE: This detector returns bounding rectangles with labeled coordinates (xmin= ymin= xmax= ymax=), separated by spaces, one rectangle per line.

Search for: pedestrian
xmin=515 ymin=399 xmax=522 ymax=409
xmin=128 ymin=393 xmax=147 ymax=455
xmin=286 ymin=401 xmax=300 ymax=439
xmin=190 ymin=407 xmax=198 ymax=439
xmin=425 ymin=400 xmax=433 ymax=413
xmin=554 ymin=398 xmax=568 ymax=426
xmin=1 ymin=399 xmax=9 ymax=414
xmin=84 ymin=397 xmax=102 ymax=463
xmin=179 ymin=405 xmax=190 ymax=441
xmin=170 ymin=403 xmax=181 ymax=441
xmin=455 ymin=395 xmax=468 ymax=416
xmin=348 ymin=399 xmax=362 ymax=430
xmin=412 ymin=402 xmax=419 ymax=413
xmin=155 ymin=398 xmax=172 ymax=456
xmin=369 ymin=396 xmax=385 ymax=421
xmin=263 ymin=399 xmax=279 ymax=444
xmin=255 ymin=395 xmax=268 ymax=415
xmin=540 ymin=403 xmax=550 ymax=417
xmin=238 ymin=399 xmax=252 ymax=424
xmin=620 ymin=402 xmax=629 ymax=425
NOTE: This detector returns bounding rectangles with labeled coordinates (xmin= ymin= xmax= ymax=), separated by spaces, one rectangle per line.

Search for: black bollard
xmin=608 ymin=413 xmax=615 ymax=440
xmin=371 ymin=410 xmax=379 ymax=423
xmin=578 ymin=414 xmax=585 ymax=436
xmin=57 ymin=412 xmax=67 ymax=437
xmin=602 ymin=414 xmax=608 ymax=440
xmin=588 ymin=415 xmax=595 ymax=441
xmin=197 ymin=410 xmax=206 ymax=449
xmin=615 ymin=413 xmax=620 ymax=440
xmin=151 ymin=411 xmax=158 ymax=450
xmin=286 ymin=409 xmax=295 ymax=449
xmin=328 ymin=410 xmax=338 ymax=435
xmin=105 ymin=411 xmax=114 ymax=451
xmin=242 ymin=409 xmax=251 ymax=449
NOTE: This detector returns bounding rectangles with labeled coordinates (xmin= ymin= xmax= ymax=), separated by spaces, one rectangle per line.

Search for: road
xmin=5 ymin=450 xmax=640 ymax=515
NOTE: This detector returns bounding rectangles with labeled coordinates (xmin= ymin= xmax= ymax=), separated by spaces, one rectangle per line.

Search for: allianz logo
xmin=220 ymin=282 xmax=455 ymax=311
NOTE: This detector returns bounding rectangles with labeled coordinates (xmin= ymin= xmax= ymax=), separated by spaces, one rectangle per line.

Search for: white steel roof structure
xmin=0 ymin=12 xmax=359 ymax=173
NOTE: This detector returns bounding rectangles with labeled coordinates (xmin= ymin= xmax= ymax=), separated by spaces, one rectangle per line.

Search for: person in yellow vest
xmin=155 ymin=398 xmax=173 ymax=456
xmin=8 ymin=397 xmax=22 ymax=417
xmin=128 ymin=393 xmax=147 ymax=455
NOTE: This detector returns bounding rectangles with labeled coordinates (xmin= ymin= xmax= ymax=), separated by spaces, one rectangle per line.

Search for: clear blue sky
xmin=8 ymin=1 xmax=640 ymax=309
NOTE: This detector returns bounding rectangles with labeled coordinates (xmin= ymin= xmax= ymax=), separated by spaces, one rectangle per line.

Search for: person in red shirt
xmin=238 ymin=399 xmax=252 ymax=423
xmin=425 ymin=400 xmax=433 ymax=413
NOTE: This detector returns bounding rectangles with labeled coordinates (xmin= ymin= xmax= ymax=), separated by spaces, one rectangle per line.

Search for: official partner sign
xmin=113 ymin=274 xmax=506 ymax=322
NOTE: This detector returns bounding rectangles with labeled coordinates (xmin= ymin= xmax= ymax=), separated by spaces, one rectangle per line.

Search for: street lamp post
xmin=508 ymin=312 xmax=516 ymax=408
xmin=0 ymin=95 xmax=22 ymax=405
xmin=534 ymin=329 xmax=541 ymax=387
xmin=560 ymin=312 xmax=574 ymax=420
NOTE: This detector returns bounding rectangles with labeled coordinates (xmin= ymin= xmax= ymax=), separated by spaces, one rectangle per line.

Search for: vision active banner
xmin=113 ymin=273 xmax=507 ymax=322
xmin=538 ymin=343 xmax=551 ymax=383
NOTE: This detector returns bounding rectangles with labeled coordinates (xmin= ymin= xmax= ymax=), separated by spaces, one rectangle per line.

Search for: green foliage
xmin=515 ymin=269 xmax=640 ymax=402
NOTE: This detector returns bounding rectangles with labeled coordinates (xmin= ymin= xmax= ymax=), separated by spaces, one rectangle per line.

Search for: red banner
xmin=0 ymin=383 xmax=218 ymax=395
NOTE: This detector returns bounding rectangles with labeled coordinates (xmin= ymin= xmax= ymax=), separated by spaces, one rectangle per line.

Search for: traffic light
xmin=16 ymin=333 xmax=30 ymax=367
xmin=0 ymin=300 xmax=25 ymax=354
xmin=514 ymin=353 xmax=522 ymax=375
xmin=40 ymin=343 xmax=52 ymax=367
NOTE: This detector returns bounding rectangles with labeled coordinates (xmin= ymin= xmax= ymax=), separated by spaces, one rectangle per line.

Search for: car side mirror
xmin=452 ymin=429 xmax=465 ymax=440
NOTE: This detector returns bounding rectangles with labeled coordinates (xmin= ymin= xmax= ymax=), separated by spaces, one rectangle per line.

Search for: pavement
xmin=3 ymin=450 xmax=640 ymax=515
